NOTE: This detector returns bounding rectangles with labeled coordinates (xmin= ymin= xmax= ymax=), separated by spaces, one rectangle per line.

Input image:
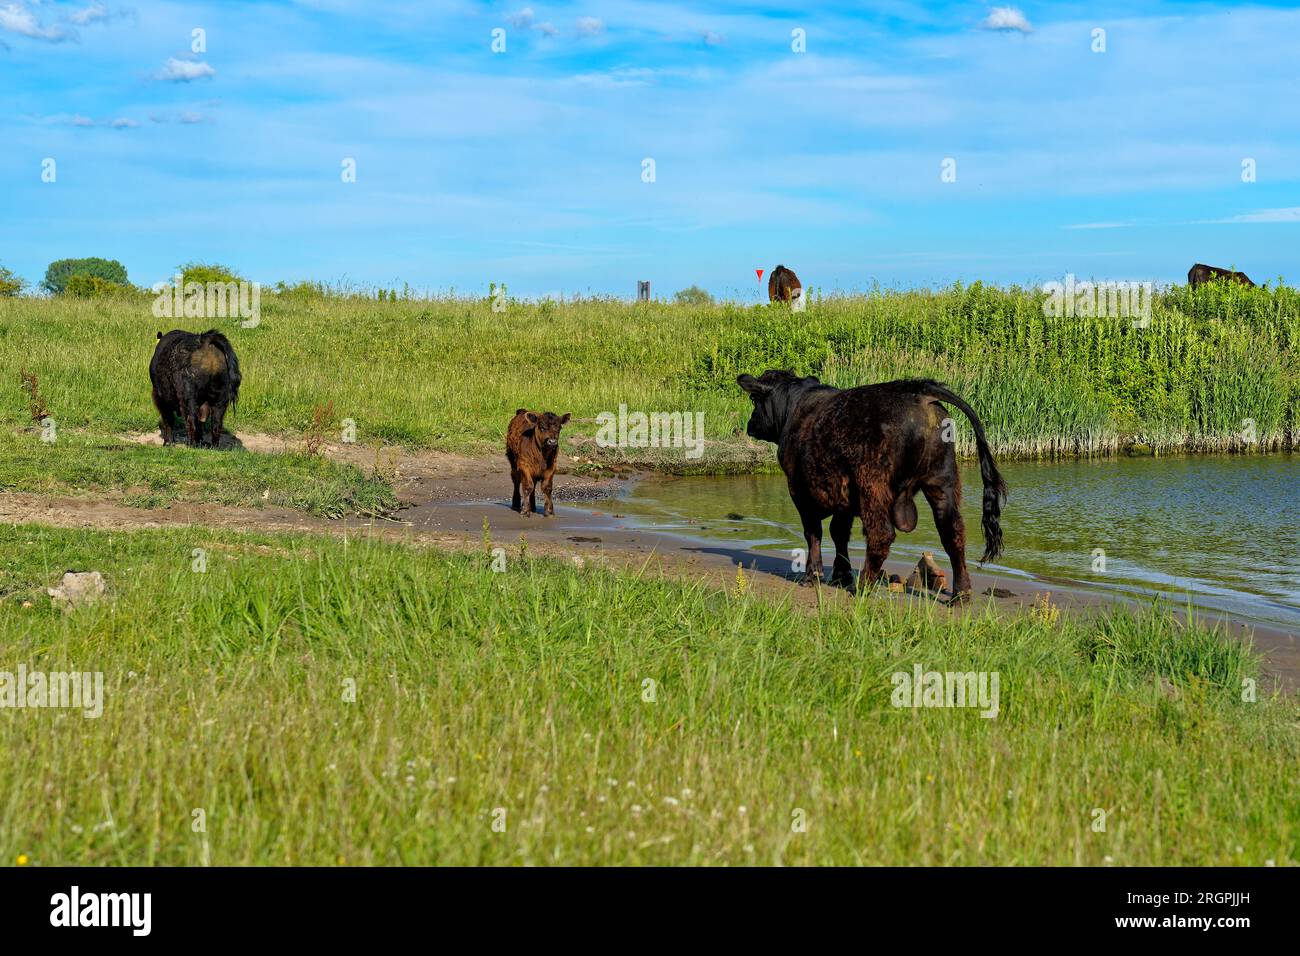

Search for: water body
xmin=602 ymin=454 xmax=1300 ymax=630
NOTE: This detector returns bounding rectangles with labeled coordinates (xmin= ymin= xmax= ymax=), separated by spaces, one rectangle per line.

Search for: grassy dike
xmin=3 ymin=281 xmax=1298 ymax=485
xmin=1 ymin=523 xmax=1296 ymax=866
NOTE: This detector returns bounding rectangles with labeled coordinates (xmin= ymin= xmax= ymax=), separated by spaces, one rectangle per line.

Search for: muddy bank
xmin=7 ymin=433 xmax=1298 ymax=693
xmin=122 ymin=430 xmax=628 ymax=503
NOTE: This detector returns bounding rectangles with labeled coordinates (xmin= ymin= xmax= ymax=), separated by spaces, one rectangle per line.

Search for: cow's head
xmin=524 ymin=410 xmax=571 ymax=449
xmin=736 ymin=369 xmax=819 ymax=442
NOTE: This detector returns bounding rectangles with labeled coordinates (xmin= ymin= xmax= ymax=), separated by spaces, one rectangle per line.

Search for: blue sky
xmin=2 ymin=0 xmax=1298 ymax=298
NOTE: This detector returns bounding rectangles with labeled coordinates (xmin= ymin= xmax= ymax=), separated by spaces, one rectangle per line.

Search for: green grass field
xmin=3 ymin=282 xmax=1297 ymax=481
xmin=3 ymin=286 xmax=1297 ymax=867
xmin=2 ymin=523 xmax=1295 ymax=866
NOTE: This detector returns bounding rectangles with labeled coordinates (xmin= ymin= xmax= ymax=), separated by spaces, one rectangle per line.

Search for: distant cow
xmin=1188 ymin=263 xmax=1255 ymax=288
xmin=506 ymin=408 xmax=571 ymax=516
xmin=767 ymin=265 xmax=802 ymax=303
xmin=149 ymin=329 xmax=241 ymax=448
xmin=737 ymin=371 xmax=1007 ymax=602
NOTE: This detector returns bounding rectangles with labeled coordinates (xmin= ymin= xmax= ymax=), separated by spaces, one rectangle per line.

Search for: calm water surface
xmin=603 ymin=454 xmax=1300 ymax=629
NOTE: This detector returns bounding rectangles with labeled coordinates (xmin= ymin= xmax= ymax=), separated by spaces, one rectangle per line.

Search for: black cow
xmin=737 ymin=370 xmax=1007 ymax=602
xmin=149 ymin=329 xmax=241 ymax=447
xmin=1188 ymin=263 xmax=1255 ymax=288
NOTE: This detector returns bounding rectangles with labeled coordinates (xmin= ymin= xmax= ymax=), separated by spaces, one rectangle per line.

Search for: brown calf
xmin=505 ymin=408 xmax=571 ymax=516
xmin=768 ymin=265 xmax=802 ymax=303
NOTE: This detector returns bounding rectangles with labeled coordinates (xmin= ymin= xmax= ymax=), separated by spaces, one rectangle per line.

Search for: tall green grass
xmin=1 ymin=523 xmax=1295 ymax=866
xmin=2 ymin=282 xmax=1295 ymax=468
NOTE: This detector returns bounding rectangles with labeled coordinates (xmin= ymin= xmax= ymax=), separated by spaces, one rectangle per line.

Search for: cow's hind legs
xmin=923 ymin=484 xmax=972 ymax=603
xmin=797 ymin=508 xmax=824 ymax=585
xmin=857 ymin=496 xmax=896 ymax=595
xmin=153 ymin=390 xmax=175 ymax=445
xmin=208 ymin=402 xmax=228 ymax=449
xmin=828 ymin=513 xmax=855 ymax=589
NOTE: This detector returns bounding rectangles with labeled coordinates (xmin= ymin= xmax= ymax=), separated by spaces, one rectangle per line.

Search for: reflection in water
xmin=603 ymin=454 xmax=1300 ymax=629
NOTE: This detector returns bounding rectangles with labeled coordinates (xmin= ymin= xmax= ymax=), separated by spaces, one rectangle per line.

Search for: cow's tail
xmin=201 ymin=330 xmax=242 ymax=410
xmin=915 ymin=380 xmax=1008 ymax=562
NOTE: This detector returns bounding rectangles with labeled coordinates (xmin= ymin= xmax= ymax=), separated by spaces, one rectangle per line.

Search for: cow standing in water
xmin=506 ymin=408 xmax=571 ymax=516
xmin=767 ymin=265 xmax=802 ymax=304
xmin=1188 ymin=263 xmax=1255 ymax=288
xmin=737 ymin=370 xmax=1007 ymax=602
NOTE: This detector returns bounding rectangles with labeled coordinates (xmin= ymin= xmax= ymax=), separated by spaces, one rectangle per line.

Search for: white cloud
xmin=0 ymin=1 xmax=74 ymax=41
xmin=507 ymin=7 xmax=556 ymax=37
xmin=70 ymin=114 xmax=94 ymax=126
xmin=67 ymin=2 xmax=109 ymax=26
xmin=110 ymin=117 xmax=139 ymax=128
xmin=575 ymin=16 xmax=603 ymax=36
xmin=156 ymin=57 xmax=216 ymax=82
xmin=982 ymin=6 xmax=1032 ymax=33
xmin=1210 ymin=207 xmax=1300 ymax=224
xmin=702 ymin=30 xmax=724 ymax=46
xmin=1064 ymin=221 xmax=1133 ymax=230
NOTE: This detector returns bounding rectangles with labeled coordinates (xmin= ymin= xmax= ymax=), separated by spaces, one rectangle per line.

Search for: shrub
xmin=274 ymin=279 xmax=328 ymax=300
xmin=673 ymin=285 xmax=714 ymax=306
xmin=179 ymin=262 xmax=243 ymax=286
xmin=65 ymin=274 xmax=132 ymax=298
xmin=42 ymin=257 xmax=129 ymax=294
xmin=0 ymin=264 xmax=24 ymax=297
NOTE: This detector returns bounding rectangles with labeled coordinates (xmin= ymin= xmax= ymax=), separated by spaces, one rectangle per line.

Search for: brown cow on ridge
xmin=1188 ymin=263 xmax=1255 ymax=288
xmin=737 ymin=370 xmax=1007 ymax=602
xmin=506 ymin=408 xmax=571 ymax=516
xmin=767 ymin=265 xmax=802 ymax=303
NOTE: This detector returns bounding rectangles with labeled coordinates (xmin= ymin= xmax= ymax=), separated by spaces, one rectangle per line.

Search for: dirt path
xmin=7 ymin=431 xmax=1298 ymax=694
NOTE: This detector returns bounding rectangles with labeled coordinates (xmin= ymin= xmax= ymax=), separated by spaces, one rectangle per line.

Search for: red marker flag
xmin=756 ymin=269 xmax=764 ymax=282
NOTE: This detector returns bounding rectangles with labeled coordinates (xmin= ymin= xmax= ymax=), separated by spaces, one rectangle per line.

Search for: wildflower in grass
xmin=16 ymin=854 xmax=29 ymax=866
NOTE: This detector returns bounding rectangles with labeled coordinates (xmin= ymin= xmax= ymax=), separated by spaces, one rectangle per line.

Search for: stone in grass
xmin=47 ymin=571 xmax=107 ymax=611
xmin=904 ymin=552 xmax=947 ymax=594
